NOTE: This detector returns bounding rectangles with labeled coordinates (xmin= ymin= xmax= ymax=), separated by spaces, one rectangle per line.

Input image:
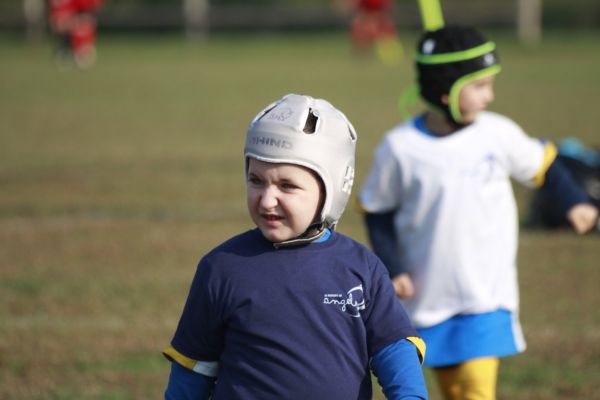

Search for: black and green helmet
xmin=416 ymin=25 xmax=501 ymax=125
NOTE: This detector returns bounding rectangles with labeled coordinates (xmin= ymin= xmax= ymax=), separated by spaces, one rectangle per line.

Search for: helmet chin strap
xmin=438 ymin=104 xmax=467 ymax=129
xmin=425 ymin=103 xmax=469 ymax=135
xmin=440 ymin=87 xmax=469 ymax=129
xmin=272 ymin=222 xmax=327 ymax=249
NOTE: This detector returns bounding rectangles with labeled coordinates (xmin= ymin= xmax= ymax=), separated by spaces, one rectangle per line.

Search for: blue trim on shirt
xmin=417 ymin=309 xmax=520 ymax=367
xmin=414 ymin=114 xmax=437 ymax=138
xmin=164 ymin=362 xmax=215 ymax=400
xmin=314 ymin=228 xmax=331 ymax=243
xmin=371 ymin=339 xmax=428 ymax=400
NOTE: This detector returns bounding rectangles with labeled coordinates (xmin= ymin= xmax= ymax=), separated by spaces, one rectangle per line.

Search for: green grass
xmin=1 ymin=30 xmax=600 ymax=399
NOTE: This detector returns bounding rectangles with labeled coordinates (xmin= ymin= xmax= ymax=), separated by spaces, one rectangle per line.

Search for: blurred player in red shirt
xmin=48 ymin=0 xmax=104 ymax=68
xmin=352 ymin=0 xmax=395 ymax=48
xmin=348 ymin=0 xmax=403 ymax=65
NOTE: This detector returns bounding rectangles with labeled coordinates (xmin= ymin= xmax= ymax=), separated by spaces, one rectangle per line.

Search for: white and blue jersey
xmin=360 ymin=111 xmax=559 ymax=367
xmin=164 ymin=228 xmax=424 ymax=399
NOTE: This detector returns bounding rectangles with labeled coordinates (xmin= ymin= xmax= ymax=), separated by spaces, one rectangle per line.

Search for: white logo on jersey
xmin=462 ymin=153 xmax=496 ymax=182
xmin=323 ymin=284 xmax=366 ymax=318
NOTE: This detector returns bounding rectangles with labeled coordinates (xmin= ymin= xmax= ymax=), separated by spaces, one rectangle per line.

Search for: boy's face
xmin=448 ymin=74 xmax=496 ymax=124
xmin=246 ymin=158 xmax=324 ymax=242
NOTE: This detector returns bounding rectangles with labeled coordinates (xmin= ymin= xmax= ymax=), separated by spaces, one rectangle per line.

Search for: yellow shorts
xmin=434 ymin=357 xmax=500 ymax=400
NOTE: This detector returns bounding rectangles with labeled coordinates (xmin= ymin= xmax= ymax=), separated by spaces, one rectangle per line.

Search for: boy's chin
xmin=460 ymin=111 xmax=481 ymax=124
xmin=259 ymin=227 xmax=295 ymax=243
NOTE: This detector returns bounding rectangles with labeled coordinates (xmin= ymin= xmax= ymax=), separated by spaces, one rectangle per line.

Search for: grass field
xmin=1 ymin=30 xmax=599 ymax=399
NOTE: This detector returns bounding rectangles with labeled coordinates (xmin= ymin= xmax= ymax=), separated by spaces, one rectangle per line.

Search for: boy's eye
xmin=248 ymin=176 xmax=262 ymax=185
xmin=280 ymin=182 xmax=298 ymax=190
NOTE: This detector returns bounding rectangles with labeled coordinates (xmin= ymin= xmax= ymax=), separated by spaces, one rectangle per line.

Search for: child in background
xmin=351 ymin=0 xmax=396 ymax=49
xmin=47 ymin=0 xmax=76 ymax=60
xmin=359 ymin=26 xmax=598 ymax=400
xmin=163 ymin=94 xmax=428 ymax=399
xmin=340 ymin=0 xmax=403 ymax=65
xmin=529 ymin=137 xmax=600 ymax=229
xmin=48 ymin=0 xmax=103 ymax=68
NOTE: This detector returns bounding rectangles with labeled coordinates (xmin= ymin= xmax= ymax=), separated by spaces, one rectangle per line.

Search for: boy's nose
xmin=259 ymin=187 xmax=279 ymax=209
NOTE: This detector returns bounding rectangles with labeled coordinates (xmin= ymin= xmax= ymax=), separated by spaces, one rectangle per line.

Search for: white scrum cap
xmin=244 ymin=94 xmax=357 ymax=229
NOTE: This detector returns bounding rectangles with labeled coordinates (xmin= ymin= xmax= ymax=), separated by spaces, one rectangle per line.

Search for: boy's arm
xmin=364 ymin=211 xmax=403 ymax=276
xmin=364 ymin=211 xmax=415 ymax=298
xmin=371 ymin=339 xmax=428 ymax=400
xmin=540 ymin=158 xmax=599 ymax=233
xmin=164 ymin=362 xmax=216 ymax=400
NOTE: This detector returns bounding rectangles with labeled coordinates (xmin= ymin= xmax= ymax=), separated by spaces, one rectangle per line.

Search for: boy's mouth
xmin=262 ymin=214 xmax=283 ymax=221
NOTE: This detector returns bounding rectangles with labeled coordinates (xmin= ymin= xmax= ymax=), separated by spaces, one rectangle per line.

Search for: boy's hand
xmin=566 ymin=203 xmax=599 ymax=234
xmin=392 ymin=273 xmax=415 ymax=299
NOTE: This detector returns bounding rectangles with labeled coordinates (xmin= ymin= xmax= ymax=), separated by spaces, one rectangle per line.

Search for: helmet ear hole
xmin=303 ymin=109 xmax=319 ymax=134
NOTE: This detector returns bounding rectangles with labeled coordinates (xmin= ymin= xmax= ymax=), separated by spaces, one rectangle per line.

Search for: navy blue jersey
xmin=168 ymin=228 xmax=418 ymax=399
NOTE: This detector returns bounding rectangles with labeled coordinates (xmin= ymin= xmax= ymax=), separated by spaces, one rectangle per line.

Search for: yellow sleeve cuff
xmin=407 ymin=336 xmax=427 ymax=364
xmin=163 ymin=345 xmax=197 ymax=370
xmin=163 ymin=346 xmax=220 ymax=377
xmin=531 ymin=142 xmax=558 ymax=188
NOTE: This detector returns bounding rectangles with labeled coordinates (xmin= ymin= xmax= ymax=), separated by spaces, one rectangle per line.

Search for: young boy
xmin=359 ymin=26 xmax=598 ymax=400
xmin=163 ymin=94 xmax=428 ymax=399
